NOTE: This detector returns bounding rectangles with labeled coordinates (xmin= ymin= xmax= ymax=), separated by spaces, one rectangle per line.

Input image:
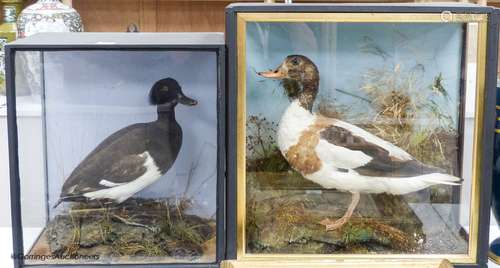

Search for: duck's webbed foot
xmin=319 ymin=217 xmax=350 ymax=231
xmin=319 ymin=192 xmax=360 ymax=231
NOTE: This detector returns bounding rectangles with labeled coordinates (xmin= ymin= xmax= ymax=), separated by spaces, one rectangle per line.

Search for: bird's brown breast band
xmin=284 ymin=116 xmax=334 ymax=175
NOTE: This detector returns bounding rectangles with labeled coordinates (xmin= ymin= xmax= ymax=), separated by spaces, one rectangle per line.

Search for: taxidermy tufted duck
xmin=258 ymin=55 xmax=462 ymax=231
xmin=53 ymin=78 xmax=197 ymax=208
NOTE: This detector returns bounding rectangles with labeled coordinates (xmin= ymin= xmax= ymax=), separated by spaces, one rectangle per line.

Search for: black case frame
xmin=6 ymin=33 xmax=226 ymax=268
xmin=225 ymin=3 xmax=500 ymax=268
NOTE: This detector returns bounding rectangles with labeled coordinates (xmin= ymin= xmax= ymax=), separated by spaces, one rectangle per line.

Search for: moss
xmin=45 ymin=198 xmax=215 ymax=260
xmin=245 ymin=177 xmax=424 ymax=254
xmin=342 ymin=223 xmax=373 ymax=245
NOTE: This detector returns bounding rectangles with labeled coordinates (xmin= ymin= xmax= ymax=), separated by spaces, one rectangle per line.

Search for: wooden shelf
xmin=11 ymin=1 xmax=485 ymax=33
xmin=72 ymin=0 xmax=230 ymax=32
xmin=74 ymin=0 xmax=469 ymax=32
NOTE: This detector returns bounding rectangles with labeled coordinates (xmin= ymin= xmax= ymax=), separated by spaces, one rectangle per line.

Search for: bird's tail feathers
xmin=52 ymin=199 xmax=63 ymax=209
xmin=420 ymin=173 xmax=462 ymax=186
xmin=52 ymin=195 xmax=86 ymax=208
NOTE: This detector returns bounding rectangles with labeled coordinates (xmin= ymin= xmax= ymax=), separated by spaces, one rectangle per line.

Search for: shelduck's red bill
xmin=258 ymin=67 xmax=286 ymax=79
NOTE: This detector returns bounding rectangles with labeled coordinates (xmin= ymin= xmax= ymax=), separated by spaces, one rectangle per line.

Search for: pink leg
xmin=319 ymin=192 xmax=360 ymax=231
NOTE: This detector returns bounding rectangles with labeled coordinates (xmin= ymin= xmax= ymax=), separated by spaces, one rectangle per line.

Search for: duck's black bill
xmin=178 ymin=94 xmax=198 ymax=106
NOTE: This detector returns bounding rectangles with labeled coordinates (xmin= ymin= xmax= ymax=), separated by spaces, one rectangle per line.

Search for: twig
xmin=112 ymin=214 xmax=156 ymax=232
xmin=335 ymin=88 xmax=372 ymax=103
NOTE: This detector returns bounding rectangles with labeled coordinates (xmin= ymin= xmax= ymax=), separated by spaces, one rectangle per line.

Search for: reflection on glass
xmin=17 ymin=50 xmax=218 ymax=264
xmin=245 ymin=22 xmax=470 ymax=255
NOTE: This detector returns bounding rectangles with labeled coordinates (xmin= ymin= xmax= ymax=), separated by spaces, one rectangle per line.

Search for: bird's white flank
xmin=83 ymin=151 xmax=163 ymax=203
xmin=99 ymin=180 xmax=125 ymax=187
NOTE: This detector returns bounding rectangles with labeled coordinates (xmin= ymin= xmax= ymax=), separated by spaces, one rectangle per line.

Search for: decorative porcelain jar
xmin=17 ymin=0 xmax=83 ymax=38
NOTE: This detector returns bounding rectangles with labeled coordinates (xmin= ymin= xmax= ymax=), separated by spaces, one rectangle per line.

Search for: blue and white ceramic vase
xmin=17 ymin=0 xmax=83 ymax=38
xmin=14 ymin=0 xmax=83 ymax=96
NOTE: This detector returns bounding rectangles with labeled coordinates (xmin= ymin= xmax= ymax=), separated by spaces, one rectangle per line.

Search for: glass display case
xmin=6 ymin=32 xmax=226 ymax=267
xmin=225 ymin=3 xmax=498 ymax=268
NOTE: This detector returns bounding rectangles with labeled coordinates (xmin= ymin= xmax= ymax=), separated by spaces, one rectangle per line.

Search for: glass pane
xmin=244 ymin=21 xmax=474 ymax=255
xmin=17 ymin=50 xmax=218 ymax=264
xmin=16 ymin=51 xmax=46 ymax=256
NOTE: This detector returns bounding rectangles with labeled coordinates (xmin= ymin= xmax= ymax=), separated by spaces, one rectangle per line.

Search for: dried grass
xmin=357 ymin=64 xmax=457 ymax=171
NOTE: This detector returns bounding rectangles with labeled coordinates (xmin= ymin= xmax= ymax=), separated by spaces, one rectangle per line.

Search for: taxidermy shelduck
xmin=53 ymin=78 xmax=197 ymax=208
xmin=258 ymin=55 xmax=462 ymax=231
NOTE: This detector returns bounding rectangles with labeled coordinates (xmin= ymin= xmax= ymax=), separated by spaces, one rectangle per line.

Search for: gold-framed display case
xmin=225 ymin=3 xmax=499 ymax=268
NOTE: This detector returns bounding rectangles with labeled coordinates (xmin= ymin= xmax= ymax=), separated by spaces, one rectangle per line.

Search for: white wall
xmin=0 ymin=97 xmax=11 ymax=227
xmin=0 ymin=96 xmax=45 ymax=228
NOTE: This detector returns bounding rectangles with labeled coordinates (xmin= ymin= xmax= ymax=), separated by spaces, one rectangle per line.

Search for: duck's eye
xmin=291 ymin=57 xmax=300 ymax=66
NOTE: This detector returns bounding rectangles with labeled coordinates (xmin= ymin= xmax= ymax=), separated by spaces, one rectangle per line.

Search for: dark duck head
xmin=149 ymin=78 xmax=198 ymax=116
xmin=258 ymin=55 xmax=319 ymax=112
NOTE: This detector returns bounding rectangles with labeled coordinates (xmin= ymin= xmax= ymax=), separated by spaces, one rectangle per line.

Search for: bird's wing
xmin=81 ymin=123 xmax=147 ymax=159
xmin=60 ymin=124 xmax=153 ymax=197
xmin=331 ymin=120 xmax=413 ymax=161
xmin=317 ymin=119 xmax=443 ymax=177
xmin=61 ymin=154 xmax=151 ymax=198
